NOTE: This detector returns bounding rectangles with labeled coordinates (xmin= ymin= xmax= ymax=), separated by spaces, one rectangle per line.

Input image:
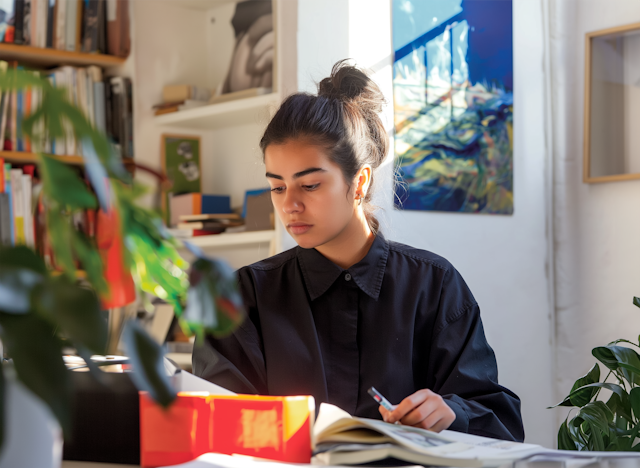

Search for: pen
xmin=368 ymin=387 xmax=402 ymax=425
xmin=368 ymin=386 xmax=395 ymax=412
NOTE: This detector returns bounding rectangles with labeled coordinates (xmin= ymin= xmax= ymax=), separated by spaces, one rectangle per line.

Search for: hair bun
xmin=317 ymin=59 xmax=385 ymax=113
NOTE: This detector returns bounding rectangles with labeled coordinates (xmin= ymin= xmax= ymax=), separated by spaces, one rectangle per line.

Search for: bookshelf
xmin=0 ymin=44 xmax=126 ymax=68
xmin=184 ymin=229 xmax=275 ymax=249
xmin=154 ymin=93 xmax=280 ymax=130
xmin=160 ymin=0 xmax=239 ymax=9
xmin=0 ymin=151 xmax=84 ymax=165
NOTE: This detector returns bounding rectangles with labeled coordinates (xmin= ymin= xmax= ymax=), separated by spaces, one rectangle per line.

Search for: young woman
xmin=193 ymin=61 xmax=524 ymax=442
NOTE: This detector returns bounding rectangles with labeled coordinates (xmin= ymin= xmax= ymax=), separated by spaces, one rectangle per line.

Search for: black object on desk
xmin=63 ymin=371 xmax=140 ymax=465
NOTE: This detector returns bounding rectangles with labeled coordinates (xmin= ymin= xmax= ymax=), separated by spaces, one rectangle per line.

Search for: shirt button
xmin=345 ymin=273 xmax=352 ymax=281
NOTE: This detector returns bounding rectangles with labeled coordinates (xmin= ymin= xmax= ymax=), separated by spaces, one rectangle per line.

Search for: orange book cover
xmin=139 ymin=392 xmax=314 ymax=468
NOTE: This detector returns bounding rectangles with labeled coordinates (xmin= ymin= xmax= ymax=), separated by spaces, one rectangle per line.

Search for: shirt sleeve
xmin=191 ymin=267 xmax=268 ymax=395
xmin=428 ymin=267 xmax=525 ymax=442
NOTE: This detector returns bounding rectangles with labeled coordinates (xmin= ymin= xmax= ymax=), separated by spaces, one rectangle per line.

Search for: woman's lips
xmin=288 ymin=223 xmax=312 ymax=235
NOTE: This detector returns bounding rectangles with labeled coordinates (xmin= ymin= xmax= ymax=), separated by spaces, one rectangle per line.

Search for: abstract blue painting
xmin=393 ymin=0 xmax=513 ymax=214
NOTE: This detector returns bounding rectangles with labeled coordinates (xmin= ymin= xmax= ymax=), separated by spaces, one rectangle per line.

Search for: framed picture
xmin=583 ymin=22 xmax=640 ymax=183
xmin=161 ymin=134 xmax=201 ymax=224
xmin=392 ymin=0 xmax=513 ymax=214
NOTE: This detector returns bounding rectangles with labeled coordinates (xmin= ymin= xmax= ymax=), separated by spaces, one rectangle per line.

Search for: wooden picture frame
xmin=161 ymin=134 xmax=202 ymax=225
xmin=584 ymin=22 xmax=640 ymax=183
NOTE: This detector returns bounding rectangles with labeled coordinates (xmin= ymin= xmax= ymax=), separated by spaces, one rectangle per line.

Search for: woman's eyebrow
xmin=265 ymin=167 xmax=327 ymax=180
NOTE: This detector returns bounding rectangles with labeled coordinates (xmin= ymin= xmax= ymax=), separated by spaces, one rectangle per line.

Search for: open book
xmin=312 ymin=403 xmax=544 ymax=467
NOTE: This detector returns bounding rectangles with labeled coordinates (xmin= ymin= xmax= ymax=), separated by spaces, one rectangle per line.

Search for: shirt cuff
xmin=443 ymin=395 xmax=469 ymax=433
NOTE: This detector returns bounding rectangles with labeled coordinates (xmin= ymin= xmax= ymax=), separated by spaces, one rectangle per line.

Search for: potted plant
xmin=551 ymin=298 xmax=640 ymax=451
xmin=0 ymin=69 xmax=244 ymax=465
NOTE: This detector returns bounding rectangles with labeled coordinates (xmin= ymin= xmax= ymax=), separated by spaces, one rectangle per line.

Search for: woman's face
xmin=264 ymin=139 xmax=358 ymax=249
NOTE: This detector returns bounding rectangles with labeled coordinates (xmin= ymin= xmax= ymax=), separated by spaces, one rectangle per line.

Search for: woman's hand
xmin=378 ymin=389 xmax=456 ymax=432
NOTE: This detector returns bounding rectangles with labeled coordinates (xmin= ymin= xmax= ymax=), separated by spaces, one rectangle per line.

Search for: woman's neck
xmin=315 ymin=209 xmax=375 ymax=270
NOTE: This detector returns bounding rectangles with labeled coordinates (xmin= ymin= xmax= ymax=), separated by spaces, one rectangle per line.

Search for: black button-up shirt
xmin=193 ymin=234 xmax=524 ymax=441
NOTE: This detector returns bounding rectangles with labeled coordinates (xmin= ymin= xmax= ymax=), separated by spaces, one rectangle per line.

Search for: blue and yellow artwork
xmin=393 ymin=0 xmax=513 ymax=214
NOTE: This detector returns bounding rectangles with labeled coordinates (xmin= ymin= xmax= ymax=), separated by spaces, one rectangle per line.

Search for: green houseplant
xmin=552 ymin=298 xmax=640 ymax=451
xmin=0 ymin=68 xmax=245 ymax=452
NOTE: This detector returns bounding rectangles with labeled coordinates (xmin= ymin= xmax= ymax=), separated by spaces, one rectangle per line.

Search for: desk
xmin=61 ymin=453 xmax=397 ymax=468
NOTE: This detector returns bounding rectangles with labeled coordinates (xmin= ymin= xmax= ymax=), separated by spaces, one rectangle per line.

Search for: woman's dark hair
xmin=259 ymin=59 xmax=388 ymax=234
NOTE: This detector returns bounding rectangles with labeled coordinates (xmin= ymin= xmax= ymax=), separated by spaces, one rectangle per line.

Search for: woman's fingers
xmin=384 ymin=389 xmax=455 ymax=432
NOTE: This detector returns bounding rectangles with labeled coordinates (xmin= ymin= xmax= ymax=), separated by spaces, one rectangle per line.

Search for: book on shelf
xmin=0 ymin=0 xmax=129 ymax=56
xmin=208 ymin=86 xmax=272 ymax=105
xmin=177 ymin=219 xmax=244 ymax=231
xmin=0 ymin=60 xmax=133 ymax=160
xmin=1 ymin=0 xmax=16 ymax=43
xmin=106 ymin=0 xmax=129 ymax=57
xmin=162 ymin=84 xmax=211 ymax=104
xmin=178 ymin=213 xmax=241 ymax=222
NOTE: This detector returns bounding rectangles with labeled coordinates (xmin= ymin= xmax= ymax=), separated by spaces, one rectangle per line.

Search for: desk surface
xmin=61 ymin=453 xmax=421 ymax=468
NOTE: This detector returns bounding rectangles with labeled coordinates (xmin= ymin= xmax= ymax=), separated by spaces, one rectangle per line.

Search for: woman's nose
xmin=282 ymin=189 xmax=303 ymax=214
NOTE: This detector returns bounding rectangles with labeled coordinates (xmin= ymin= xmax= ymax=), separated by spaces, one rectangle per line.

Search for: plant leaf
xmin=0 ymin=364 xmax=4 ymax=452
xmin=0 ymin=246 xmax=47 ymax=274
xmin=183 ymin=253 xmax=245 ymax=338
xmin=0 ymin=267 xmax=45 ymax=314
xmin=634 ymin=297 xmax=640 ymax=309
xmin=630 ymin=387 xmax=640 ymax=421
xmin=80 ymin=138 xmax=110 ymax=212
xmin=35 ymin=277 xmax=107 ymax=354
xmin=570 ymin=364 xmax=600 ymax=407
xmin=39 ymin=155 xmax=97 ymax=209
xmin=0 ymin=313 xmax=71 ymax=436
xmin=558 ymin=419 xmax=577 ymax=450
xmin=593 ymin=346 xmax=640 ymax=385
xmin=46 ymin=211 xmax=76 ymax=279
xmin=607 ymin=391 xmax=633 ymax=425
xmin=121 ymin=321 xmax=175 ymax=408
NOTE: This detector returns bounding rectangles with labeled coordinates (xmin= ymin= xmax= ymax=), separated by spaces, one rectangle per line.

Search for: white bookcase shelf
xmin=160 ymin=0 xmax=238 ymax=10
xmin=154 ymin=93 xmax=280 ymax=130
xmin=183 ymin=230 xmax=275 ymax=248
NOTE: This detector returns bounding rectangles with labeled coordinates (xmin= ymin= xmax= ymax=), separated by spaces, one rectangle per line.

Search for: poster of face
xmin=392 ymin=0 xmax=513 ymax=214
xmin=222 ymin=0 xmax=274 ymax=94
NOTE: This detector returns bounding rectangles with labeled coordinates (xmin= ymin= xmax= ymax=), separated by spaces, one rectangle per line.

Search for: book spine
xmin=64 ymin=0 xmax=75 ymax=51
xmin=21 ymin=0 xmax=31 ymax=44
xmin=10 ymin=169 xmax=24 ymax=245
xmin=28 ymin=0 xmax=36 ymax=45
xmin=13 ymin=0 xmax=24 ymax=44
xmin=96 ymin=0 xmax=105 ymax=52
xmin=54 ymin=0 xmax=65 ymax=49
xmin=81 ymin=0 xmax=97 ymax=52
xmin=21 ymin=173 xmax=33 ymax=248
xmin=36 ymin=0 xmax=47 ymax=47
xmin=10 ymin=88 xmax=17 ymax=151
xmin=3 ymin=0 xmax=16 ymax=43
xmin=4 ymin=163 xmax=13 ymax=244
xmin=124 ymin=77 xmax=133 ymax=158
xmin=0 ymin=193 xmax=11 ymax=246
xmin=46 ymin=0 xmax=55 ymax=47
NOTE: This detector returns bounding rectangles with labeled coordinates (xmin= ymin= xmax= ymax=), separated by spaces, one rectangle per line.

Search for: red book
xmin=139 ymin=393 xmax=314 ymax=467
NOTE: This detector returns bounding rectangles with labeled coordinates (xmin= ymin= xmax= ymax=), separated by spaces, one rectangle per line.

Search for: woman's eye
xmin=303 ymin=184 xmax=320 ymax=191
xmin=271 ymin=186 xmax=285 ymax=194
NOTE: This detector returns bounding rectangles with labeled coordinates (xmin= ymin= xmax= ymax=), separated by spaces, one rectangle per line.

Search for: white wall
xmin=296 ymin=0 xmax=556 ymax=446
xmin=550 ymin=0 xmax=640 ymax=428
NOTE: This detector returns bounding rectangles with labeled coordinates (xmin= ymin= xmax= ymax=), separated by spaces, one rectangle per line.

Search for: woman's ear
xmin=356 ymin=165 xmax=372 ymax=199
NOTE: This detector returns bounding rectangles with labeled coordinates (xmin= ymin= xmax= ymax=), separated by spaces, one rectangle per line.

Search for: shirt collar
xmin=296 ymin=233 xmax=389 ymax=301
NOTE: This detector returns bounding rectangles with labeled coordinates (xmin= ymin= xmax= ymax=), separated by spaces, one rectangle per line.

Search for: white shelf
xmin=181 ymin=230 xmax=275 ymax=248
xmin=159 ymin=0 xmax=237 ymax=10
xmin=154 ymin=93 xmax=280 ymax=130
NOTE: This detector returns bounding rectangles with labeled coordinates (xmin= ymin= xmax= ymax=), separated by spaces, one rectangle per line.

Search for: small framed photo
xmin=584 ymin=22 xmax=640 ymax=183
xmin=161 ymin=134 xmax=202 ymax=224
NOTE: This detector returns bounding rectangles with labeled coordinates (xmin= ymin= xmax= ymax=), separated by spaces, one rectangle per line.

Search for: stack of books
xmin=153 ymin=84 xmax=211 ymax=116
xmin=173 ymin=213 xmax=244 ymax=238
xmin=0 ymin=60 xmax=133 ymax=159
xmin=0 ymin=157 xmax=101 ymax=270
xmin=0 ymin=0 xmax=130 ymax=57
